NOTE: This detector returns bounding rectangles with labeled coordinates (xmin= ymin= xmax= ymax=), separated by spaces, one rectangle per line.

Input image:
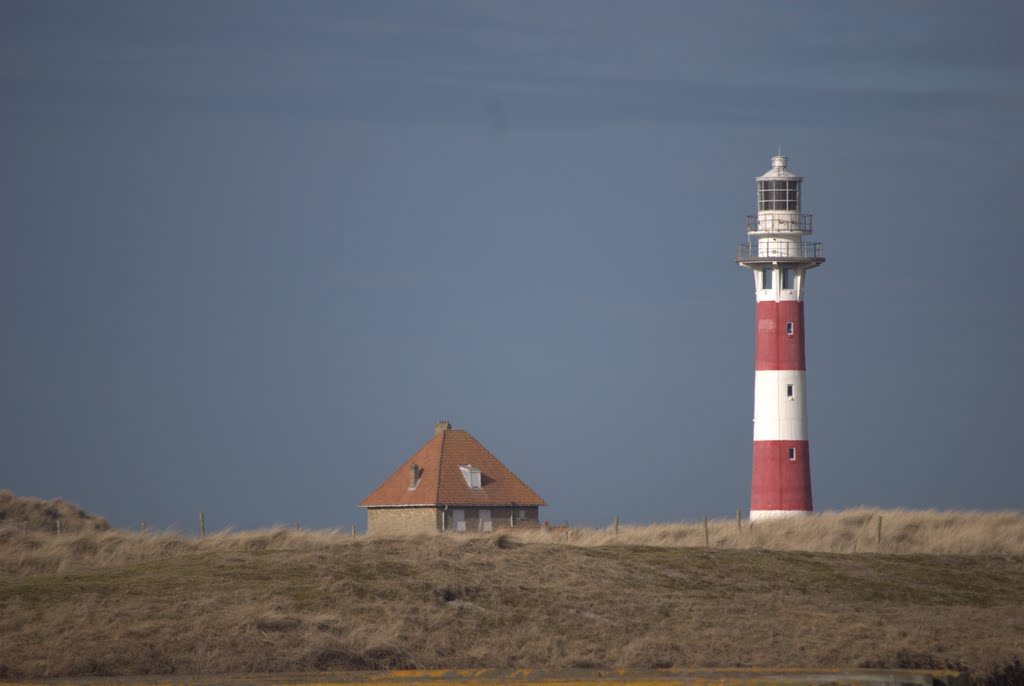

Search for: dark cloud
xmin=1 ymin=1 xmax=1020 ymax=529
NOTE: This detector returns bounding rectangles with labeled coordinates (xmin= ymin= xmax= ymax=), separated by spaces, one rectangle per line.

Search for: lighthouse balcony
xmin=746 ymin=214 xmax=813 ymax=234
xmin=736 ymin=240 xmax=825 ymax=266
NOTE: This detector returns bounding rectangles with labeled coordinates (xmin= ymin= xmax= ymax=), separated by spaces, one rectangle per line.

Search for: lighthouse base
xmin=750 ymin=509 xmax=812 ymax=522
xmin=751 ymin=440 xmax=813 ymax=514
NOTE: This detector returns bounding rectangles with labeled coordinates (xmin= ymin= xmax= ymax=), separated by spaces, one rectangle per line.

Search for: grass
xmin=0 ymin=489 xmax=110 ymax=534
xmin=532 ymin=508 xmax=1024 ymax=556
xmin=0 ymin=506 xmax=1022 ymax=682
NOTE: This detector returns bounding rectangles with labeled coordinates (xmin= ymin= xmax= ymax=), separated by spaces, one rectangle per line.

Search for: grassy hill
xmin=0 ymin=489 xmax=110 ymax=534
xmin=0 ymin=500 xmax=1021 ymax=682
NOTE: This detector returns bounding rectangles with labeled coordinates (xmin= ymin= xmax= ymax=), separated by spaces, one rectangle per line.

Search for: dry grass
xmin=0 ymin=489 xmax=110 ymax=534
xmin=0 ymin=504 xmax=1022 ymax=682
xmin=519 ymin=508 xmax=1024 ymax=556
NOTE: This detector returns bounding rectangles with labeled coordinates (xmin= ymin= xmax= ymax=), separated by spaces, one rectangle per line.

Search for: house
xmin=360 ymin=421 xmax=546 ymax=534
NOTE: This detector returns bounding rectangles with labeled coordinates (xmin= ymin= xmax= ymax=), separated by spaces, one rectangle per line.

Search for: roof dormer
xmin=459 ymin=465 xmax=482 ymax=489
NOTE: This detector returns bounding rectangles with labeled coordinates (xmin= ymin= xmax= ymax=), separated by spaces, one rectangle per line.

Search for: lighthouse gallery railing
xmin=746 ymin=214 xmax=813 ymax=232
xmin=736 ymin=241 xmax=824 ymax=261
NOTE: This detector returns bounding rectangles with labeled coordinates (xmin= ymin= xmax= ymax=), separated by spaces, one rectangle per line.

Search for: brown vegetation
xmin=531 ymin=508 xmax=1024 ymax=556
xmin=0 ymin=504 xmax=1021 ymax=682
xmin=0 ymin=489 xmax=110 ymax=534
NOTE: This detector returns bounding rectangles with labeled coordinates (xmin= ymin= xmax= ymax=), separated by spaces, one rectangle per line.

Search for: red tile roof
xmin=360 ymin=428 xmax=546 ymax=508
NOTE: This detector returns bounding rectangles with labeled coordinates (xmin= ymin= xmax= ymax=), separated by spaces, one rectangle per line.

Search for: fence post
xmin=614 ymin=515 xmax=619 ymax=536
xmin=876 ymin=515 xmax=882 ymax=545
xmin=200 ymin=511 xmax=206 ymax=539
xmin=140 ymin=521 xmax=146 ymax=534
xmin=56 ymin=519 xmax=62 ymax=536
xmin=736 ymin=509 xmax=742 ymax=531
xmin=351 ymin=524 xmax=356 ymax=537
xmin=703 ymin=515 xmax=709 ymax=547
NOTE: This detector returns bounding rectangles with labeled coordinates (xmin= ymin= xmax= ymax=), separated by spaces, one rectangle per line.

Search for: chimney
xmin=434 ymin=419 xmax=451 ymax=435
xmin=409 ymin=463 xmax=420 ymax=489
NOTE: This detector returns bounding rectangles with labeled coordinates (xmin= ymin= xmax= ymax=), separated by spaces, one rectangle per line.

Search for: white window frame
xmin=459 ymin=465 xmax=482 ymax=489
xmin=788 ymin=447 xmax=796 ymax=462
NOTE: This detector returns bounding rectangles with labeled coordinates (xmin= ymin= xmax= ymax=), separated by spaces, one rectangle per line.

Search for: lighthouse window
xmin=757 ymin=180 xmax=800 ymax=211
xmin=786 ymin=384 xmax=794 ymax=398
xmin=788 ymin=447 xmax=797 ymax=462
xmin=782 ymin=268 xmax=794 ymax=289
xmin=761 ymin=269 xmax=773 ymax=289
xmin=786 ymin=322 xmax=794 ymax=335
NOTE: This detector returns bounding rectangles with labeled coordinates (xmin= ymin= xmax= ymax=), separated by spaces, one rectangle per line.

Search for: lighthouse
xmin=736 ymin=155 xmax=824 ymax=521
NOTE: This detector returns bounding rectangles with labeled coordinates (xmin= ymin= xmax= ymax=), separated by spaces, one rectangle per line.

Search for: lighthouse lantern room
xmin=736 ymin=155 xmax=824 ymax=521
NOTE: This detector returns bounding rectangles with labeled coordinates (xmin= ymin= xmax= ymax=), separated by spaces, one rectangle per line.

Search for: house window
xmin=452 ymin=509 xmax=466 ymax=532
xmin=786 ymin=321 xmax=794 ymax=335
xmin=788 ymin=447 xmax=797 ymax=462
xmin=761 ymin=269 xmax=773 ymax=289
xmin=786 ymin=384 xmax=794 ymax=399
xmin=517 ymin=509 xmax=528 ymax=521
xmin=782 ymin=268 xmax=794 ymax=289
xmin=459 ymin=465 xmax=482 ymax=489
xmin=479 ymin=509 xmax=492 ymax=533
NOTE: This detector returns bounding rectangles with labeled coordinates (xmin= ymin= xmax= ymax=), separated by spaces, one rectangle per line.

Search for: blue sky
xmin=2 ymin=1 xmax=1021 ymax=531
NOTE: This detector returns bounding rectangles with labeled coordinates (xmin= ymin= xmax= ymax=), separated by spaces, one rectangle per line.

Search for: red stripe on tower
xmin=736 ymin=155 xmax=825 ymax=521
xmin=755 ymin=301 xmax=806 ymax=370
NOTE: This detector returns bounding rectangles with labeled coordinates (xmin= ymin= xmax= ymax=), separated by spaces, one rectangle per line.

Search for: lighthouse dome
xmin=756 ymin=155 xmax=801 ymax=181
xmin=756 ymin=154 xmax=802 ymax=213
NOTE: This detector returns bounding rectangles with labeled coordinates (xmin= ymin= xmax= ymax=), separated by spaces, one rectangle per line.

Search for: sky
xmin=2 ymin=1 xmax=1021 ymax=532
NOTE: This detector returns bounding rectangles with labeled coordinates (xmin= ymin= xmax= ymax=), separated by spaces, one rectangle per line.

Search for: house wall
xmin=368 ymin=507 xmax=544 ymax=536
xmin=367 ymin=506 xmax=542 ymax=535
xmin=366 ymin=507 xmax=441 ymax=535
xmin=443 ymin=506 xmax=540 ymax=532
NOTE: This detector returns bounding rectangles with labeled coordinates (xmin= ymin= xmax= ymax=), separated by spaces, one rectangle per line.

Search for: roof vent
xmin=771 ymin=155 xmax=788 ymax=169
xmin=434 ymin=420 xmax=452 ymax=435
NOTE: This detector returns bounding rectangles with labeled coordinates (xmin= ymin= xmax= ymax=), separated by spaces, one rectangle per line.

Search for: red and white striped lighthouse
xmin=736 ymin=155 xmax=825 ymax=521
